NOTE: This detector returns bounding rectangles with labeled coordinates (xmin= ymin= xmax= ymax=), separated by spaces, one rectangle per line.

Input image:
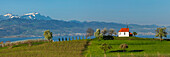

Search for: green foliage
xmin=100 ymin=43 xmax=112 ymax=54
xmin=94 ymin=29 xmax=101 ymax=40
xmin=43 ymin=30 xmax=53 ymax=41
xmin=155 ymin=27 xmax=167 ymax=41
xmin=113 ymin=32 xmax=117 ymax=35
xmin=133 ymin=32 xmax=137 ymax=36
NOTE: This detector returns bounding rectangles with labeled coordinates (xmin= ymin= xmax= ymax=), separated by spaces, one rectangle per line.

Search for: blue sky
xmin=0 ymin=0 xmax=170 ymax=26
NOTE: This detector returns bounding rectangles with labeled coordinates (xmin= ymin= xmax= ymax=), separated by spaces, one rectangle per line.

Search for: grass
xmin=0 ymin=37 xmax=170 ymax=57
xmin=84 ymin=37 xmax=170 ymax=57
xmin=0 ymin=40 xmax=88 ymax=57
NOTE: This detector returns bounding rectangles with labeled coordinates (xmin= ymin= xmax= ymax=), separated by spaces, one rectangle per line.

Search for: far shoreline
xmin=0 ymin=36 xmax=42 ymax=38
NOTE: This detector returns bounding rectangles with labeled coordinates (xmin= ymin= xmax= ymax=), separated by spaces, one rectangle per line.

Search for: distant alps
xmin=0 ymin=12 xmax=52 ymax=20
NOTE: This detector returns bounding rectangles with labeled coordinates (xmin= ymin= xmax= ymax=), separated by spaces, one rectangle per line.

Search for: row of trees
xmin=94 ymin=28 xmax=117 ymax=40
xmin=43 ymin=28 xmax=139 ymax=41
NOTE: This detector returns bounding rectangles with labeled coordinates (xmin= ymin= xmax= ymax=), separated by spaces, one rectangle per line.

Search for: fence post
xmin=82 ymin=36 xmax=84 ymax=40
xmin=79 ymin=36 xmax=81 ymax=40
xmin=69 ymin=37 xmax=71 ymax=41
xmin=72 ymin=37 xmax=74 ymax=40
xmin=76 ymin=36 xmax=77 ymax=40
xmin=86 ymin=36 xmax=87 ymax=39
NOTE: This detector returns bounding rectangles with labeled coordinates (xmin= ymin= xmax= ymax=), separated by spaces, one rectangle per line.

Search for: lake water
xmin=136 ymin=35 xmax=170 ymax=39
xmin=0 ymin=35 xmax=169 ymax=43
xmin=0 ymin=36 xmax=95 ymax=43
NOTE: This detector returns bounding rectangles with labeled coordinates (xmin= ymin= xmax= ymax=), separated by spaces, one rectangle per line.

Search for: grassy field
xmin=84 ymin=38 xmax=170 ymax=57
xmin=0 ymin=40 xmax=88 ymax=57
xmin=0 ymin=37 xmax=170 ymax=57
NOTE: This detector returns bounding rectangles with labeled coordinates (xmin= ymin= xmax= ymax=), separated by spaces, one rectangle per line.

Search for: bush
xmin=120 ymin=43 xmax=128 ymax=52
xmin=103 ymin=36 xmax=114 ymax=40
xmin=100 ymin=43 xmax=112 ymax=54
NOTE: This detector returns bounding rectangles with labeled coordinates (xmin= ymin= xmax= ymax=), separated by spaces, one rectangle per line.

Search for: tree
xmin=101 ymin=28 xmax=107 ymax=36
xmin=100 ymin=43 xmax=112 ymax=54
xmin=155 ymin=27 xmax=168 ymax=41
xmin=120 ymin=44 xmax=128 ymax=52
xmin=86 ymin=28 xmax=94 ymax=37
xmin=114 ymin=32 xmax=117 ymax=36
xmin=109 ymin=29 xmax=114 ymax=36
xmin=43 ymin=30 xmax=53 ymax=41
xmin=94 ymin=29 xmax=101 ymax=40
xmin=133 ymin=32 xmax=137 ymax=37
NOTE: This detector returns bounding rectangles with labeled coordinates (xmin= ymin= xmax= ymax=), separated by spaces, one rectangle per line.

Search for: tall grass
xmin=0 ymin=40 xmax=88 ymax=57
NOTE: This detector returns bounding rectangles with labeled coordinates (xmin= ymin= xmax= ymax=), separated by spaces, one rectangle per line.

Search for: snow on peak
xmin=24 ymin=12 xmax=39 ymax=16
xmin=3 ymin=13 xmax=20 ymax=19
xmin=4 ymin=13 xmax=12 ymax=17
xmin=0 ymin=12 xmax=52 ymax=20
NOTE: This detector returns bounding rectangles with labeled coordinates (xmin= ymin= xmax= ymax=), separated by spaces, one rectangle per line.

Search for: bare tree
xmin=86 ymin=28 xmax=94 ymax=37
xmin=109 ymin=29 xmax=115 ymax=36
xmin=101 ymin=28 xmax=107 ymax=36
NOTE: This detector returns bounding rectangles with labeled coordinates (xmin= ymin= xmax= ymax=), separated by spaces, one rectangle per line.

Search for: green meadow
xmin=84 ymin=38 xmax=170 ymax=57
xmin=0 ymin=37 xmax=170 ymax=57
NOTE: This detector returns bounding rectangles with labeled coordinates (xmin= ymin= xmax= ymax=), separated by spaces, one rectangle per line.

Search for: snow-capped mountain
xmin=20 ymin=12 xmax=52 ymax=20
xmin=0 ymin=12 xmax=52 ymax=20
xmin=4 ymin=13 xmax=20 ymax=19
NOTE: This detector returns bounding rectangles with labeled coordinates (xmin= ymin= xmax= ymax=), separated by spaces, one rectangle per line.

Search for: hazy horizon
xmin=1 ymin=0 xmax=170 ymax=26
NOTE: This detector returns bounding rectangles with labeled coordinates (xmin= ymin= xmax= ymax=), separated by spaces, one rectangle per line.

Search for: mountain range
xmin=0 ymin=12 xmax=168 ymax=37
xmin=0 ymin=12 xmax=52 ymax=20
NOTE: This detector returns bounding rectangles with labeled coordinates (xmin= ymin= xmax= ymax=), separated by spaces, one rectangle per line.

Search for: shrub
xmin=58 ymin=38 xmax=61 ymax=41
xmin=62 ymin=38 xmax=64 ymax=41
xmin=65 ymin=38 xmax=67 ymax=41
xmin=120 ymin=44 xmax=128 ymax=52
xmin=100 ymin=43 xmax=112 ymax=54
xmin=43 ymin=30 xmax=53 ymax=41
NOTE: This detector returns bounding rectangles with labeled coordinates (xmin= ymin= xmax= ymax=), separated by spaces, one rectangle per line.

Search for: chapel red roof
xmin=119 ymin=28 xmax=129 ymax=32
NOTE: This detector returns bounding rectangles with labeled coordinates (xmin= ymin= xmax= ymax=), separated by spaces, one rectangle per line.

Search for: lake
xmin=136 ymin=35 xmax=170 ymax=39
xmin=0 ymin=35 xmax=169 ymax=43
xmin=0 ymin=36 xmax=95 ymax=43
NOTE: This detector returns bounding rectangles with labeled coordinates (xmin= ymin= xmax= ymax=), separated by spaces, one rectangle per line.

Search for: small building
xmin=118 ymin=28 xmax=132 ymax=37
